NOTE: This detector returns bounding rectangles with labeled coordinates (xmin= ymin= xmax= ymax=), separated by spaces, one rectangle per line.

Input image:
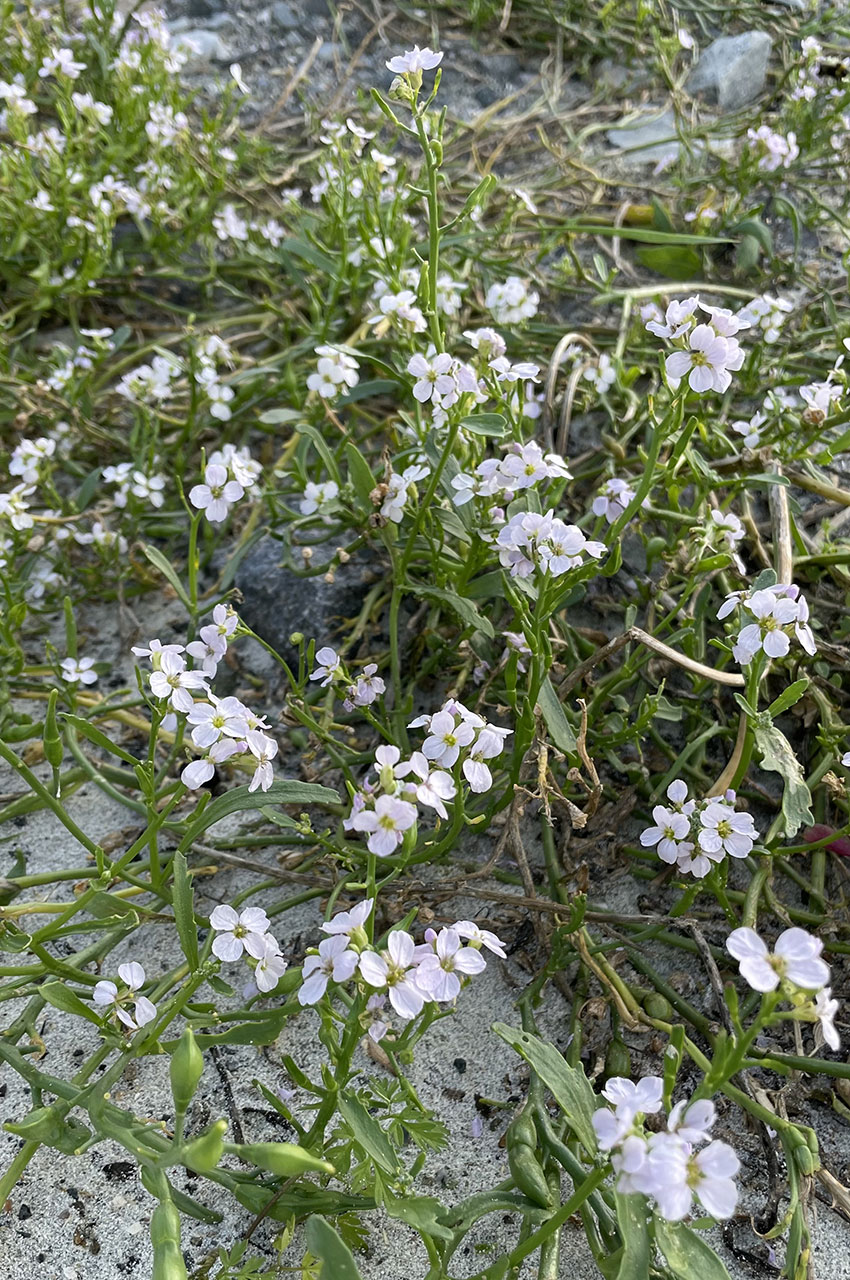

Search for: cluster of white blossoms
xmin=93 ymin=961 xmax=157 ymax=1031
xmin=582 ymin=351 xmax=617 ymax=395
xmin=339 ymin=701 xmax=511 ymax=856
xmin=209 ymin=903 xmax=288 ymax=994
xmin=190 ymin=443 xmax=262 ymax=524
xmin=300 ymin=479 xmax=340 ymax=522
xmin=727 ymin=926 xmax=839 ymax=1049
xmin=496 ymin=510 xmax=606 ymax=580
xmin=646 ymin=296 xmax=747 ymax=395
xmin=378 ymin=461 xmax=430 ymax=524
xmin=116 ymin=354 xmax=181 ymax=403
xmin=718 ymin=583 xmax=816 ymax=663
xmin=593 ymin=1078 xmax=739 ymax=1223
xmin=592 ymin=477 xmax=636 ymax=524
xmin=311 ymin=646 xmax=387 ymax=712
xmin=452 ymin=441 xmax=571 ymax=507
xmin=307 ymin=345 xmax=360 ymax=400
xmin=102 ymin=461 xmax=168 ymax=510
xmin=133 ymin=608 xmax=278 ymax=794
xmin=407 ymin=349 xmax=480 ymax=410
xmin=485 ymin=276 xmax=540 ymax=326
xmin=747 ymin=124 xmax=800 ymax=171
xmin=8 ymin=435 xmax=56 ymax=485
xmin=297 ymin=896 xmax=504 ymax=1027
xmin=640 ymin=781 xmax=759 ymax=879
xmin=737 ymin=294 xmax=794 ymax=345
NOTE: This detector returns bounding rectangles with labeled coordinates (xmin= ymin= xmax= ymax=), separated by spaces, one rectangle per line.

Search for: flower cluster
xmin=718 ymin=583 xmax=816 ymax=663
xmin=189 ymin=444 xmax=261 ymax=524
xmin=103 ymin=462 xmax=168 ymax=510
xmin=727 ymin=926 xmax=839 ymax=1049
xmin=485 ymin=276 xmax=539 ymax=325
xmin=737 ymin=294 xmax=794 ymax=345
xmin=640 ymin=780 xmax=759 ymax=879
xmin=452 ymin=441 xmax=570 ymax=506
xmin=297 ymin=896 xmax=504 ymax=1028
xmin=310 ymin=646 xmax=387 ymax=711
xmin=133 ymin=609 xmax=278 ymax=794
xmin=209 ymin=904 xmax=287 ymax=994
xmin=592 ymin=477 xmax=635 ymax=524
xmin=747 ymin=124 xmax=800 ymax=171
xmin=341 ymin=702 xmax=512 ymax=856
xmin=377 ymin=462 xmax=430 ymax=524
xmin=407 ymin=349 xmax=479 ymax=410
xmin=496 ymin=510 xmax=606 ymax=579
xmin=307 ymin=345 xmax=360 ymax=399
xmin=593 ymin=1077 xmax=739 ymax=1222
xmin=647 ymin=297 xmax=747 ymax=395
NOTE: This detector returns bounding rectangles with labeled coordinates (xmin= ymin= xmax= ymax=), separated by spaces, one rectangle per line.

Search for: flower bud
xmin=169 ymin=1027 xmax=203 ymax=1119
xmin=42 ymin=689 xmax=63 ymax=769
xmin=180 ymin=1118 xmax=227 ymax=1172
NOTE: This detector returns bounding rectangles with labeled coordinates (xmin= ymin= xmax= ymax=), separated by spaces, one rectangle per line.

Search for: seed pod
xmin=42 ymin=690 xmax=63 ymax=769
xmin=603 ymin=1037 xmax=632 ymax=1080
xmin=150 ymin=1201 xmax=187 ymax=1280
xmin=231 ymin=1141 xmax=334 ymax=1178
xmin=792 ymin=1142 xmax=818 ymax=1176
xmin=643 ymin=994 xmax=672 ymax=1021
xmin=506 ymin=1109 xmax=551 ymax=1209
xmin=180 ymin=1119 xmax=227 ymax=1173
xmin=169 ymin=1028 xmax=203 ymax=1119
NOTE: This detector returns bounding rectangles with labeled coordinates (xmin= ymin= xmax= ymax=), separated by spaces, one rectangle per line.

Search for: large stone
xmin=235 ymin=536 xmax=384 ymax=666
xmin=685 ymin=31 xmax=772 ymax=112
xmin=271 ymin=0 xmax=300 ymax=28
xmin=606 ymin=108 xmax=681 ymax=166
xmin=171 ymin=27 xmax=231 ymax=63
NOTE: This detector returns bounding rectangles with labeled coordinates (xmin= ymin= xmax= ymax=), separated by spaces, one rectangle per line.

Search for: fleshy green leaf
xmin=172 ymin=851 xmax=199 ymax=970
xmin=39 ymin=981 xmax=102 ymax=1025
xmin=305 ymin=1216 xmax=364 ymax=1279
xmin=491 ymin=1024 xmax=597 ymax=1156
xmin=459 ymin=413 xmax=508 ymax=438
xmin=338 ymin=1091 xmax=400 ymax=1175
xmin=767 ymin=678 xmax=810 ymax=720
xmin=405 ymin=584 xmax=495 ymax=640
xmin=383 ymin=1190 xmax=454 ymax=1241
xmin=614 ymin=1194 xmax=651 ymax=1280
xmin=654 ymin=1217 xmax=733 ymax=1280
xmin=537 ymin=677 xmax=577 ymax=754
xmin=345 ymin=441 xmax=375 ymax=508
xmin=752 ymin=717 xmax=814 ymax=837
xmin=635 ymin=245 xmax=703 ymax=280
xmin=140 ymin=544 xmax=191 ymax=608
xmin=62 ymin=714 xmax=141 ymax=767
xmin=178 ymin=780 xmax=339 ymax=849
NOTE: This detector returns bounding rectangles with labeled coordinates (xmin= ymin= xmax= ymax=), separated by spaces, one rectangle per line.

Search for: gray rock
xmin=685 ymin=31 xmax=772 ymax=112
xmin=271 ymin=0 xmax=300 ymax=28
xmin=172 ymin=27 xmax=231 ymax=63
xmin=235 ymin=536 xmax=384 ymax=666
xmin=606 ymin=107 xmax=681 ymax=166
